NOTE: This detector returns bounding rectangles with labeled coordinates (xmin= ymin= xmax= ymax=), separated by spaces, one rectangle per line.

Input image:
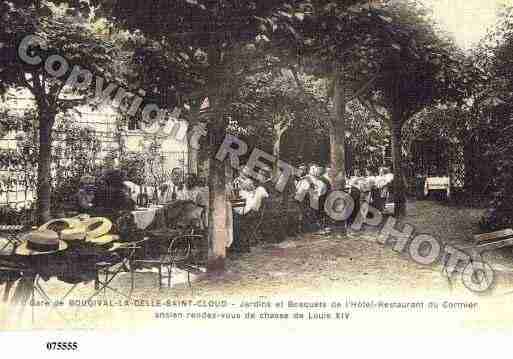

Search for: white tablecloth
xmin=131 ymin=205 xmax=163 ymax=230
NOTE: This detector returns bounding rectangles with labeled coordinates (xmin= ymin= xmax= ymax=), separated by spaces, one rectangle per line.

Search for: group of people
xmin=347 ymin=167 xmax=394 ymax=214
xmin=227 ymin=162 xmax=395 ymax=252
xmin=293 ymin=163 xmax=395 ymax=234
xmin=74 ymin=161 xmax=394 ymax=254
xmin=76 ymin=168 xmax=208 ymax=224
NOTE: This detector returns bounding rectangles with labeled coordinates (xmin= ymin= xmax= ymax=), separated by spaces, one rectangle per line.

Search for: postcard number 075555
xmin=46 ymin=342 xmax=78 ymax=351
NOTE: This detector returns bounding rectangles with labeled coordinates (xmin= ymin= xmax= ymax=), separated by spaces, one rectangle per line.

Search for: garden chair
xmin=90 ymin=238 xmax=150 ymax=300
xmin=130 ymin=232 xmax=203 ymax=291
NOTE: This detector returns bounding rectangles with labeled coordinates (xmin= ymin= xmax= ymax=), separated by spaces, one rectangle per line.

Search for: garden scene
xmin=0 ymin=0 xmax=512 ymax=329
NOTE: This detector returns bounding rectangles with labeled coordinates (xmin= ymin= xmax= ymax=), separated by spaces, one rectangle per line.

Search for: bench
xmin=443 ymin=229 xmax=513 ymax=289
xmin=470 ymin=228 xmax=513 ymax=256
xmin=424 ymin=177 xmax=451 ymax=199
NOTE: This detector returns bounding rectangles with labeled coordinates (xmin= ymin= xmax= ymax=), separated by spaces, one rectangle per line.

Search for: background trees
xmin=469 ymin=7 xmax=513 ymax=230
xmin=355 ymin=1 xmax=472 ymax=216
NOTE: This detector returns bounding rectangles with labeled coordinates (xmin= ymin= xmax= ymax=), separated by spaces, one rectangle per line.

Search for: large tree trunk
xmin=37 ymin=113 xmax=55 ymax=224
xmin=329 ymin=77 xmax=346 ymax=191
xmin=206 ymin=117 xmax=229 ymax=273
xmin=205 ymin=41 xmax=230 ymax=273
xmin=390 ymin=114 xmax=407 ymax=217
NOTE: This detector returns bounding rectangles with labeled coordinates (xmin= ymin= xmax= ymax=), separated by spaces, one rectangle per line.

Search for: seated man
xmin=93 ymin=169 xmax=135 ymax=219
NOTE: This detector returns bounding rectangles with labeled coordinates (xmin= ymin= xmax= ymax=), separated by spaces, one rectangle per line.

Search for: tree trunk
xmin=390 ymin=114 xmax=407 ymax=217
xmin=205 ymin=41 xmax=230 ymax=274
xmin=206 ymin=119 xmax=228 ymax=273
xmin=329 ymin=77 xmax=346 ymax=191
xmin=37 ymin=113 xmax=55 ymax=224
xmin=272 ymin=130 xmax=281 ymax=179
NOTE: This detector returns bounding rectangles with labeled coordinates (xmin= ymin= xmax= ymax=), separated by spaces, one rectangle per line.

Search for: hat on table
xmin=15 ymin=230 xmax=68 ymax=256
xmin=87 ymin=234 xmax=120 ymax=246
xmin=83 ymin=217 xmax=116 ymax=245
xmin=39 ymin=218 xmax=86 ymax=241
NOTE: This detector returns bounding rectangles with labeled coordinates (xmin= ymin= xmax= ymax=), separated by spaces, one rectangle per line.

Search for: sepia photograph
xmin=0 ymin=0 xmax=512 ymax=355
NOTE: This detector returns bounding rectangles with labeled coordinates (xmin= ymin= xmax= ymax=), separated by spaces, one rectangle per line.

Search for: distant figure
xmin=161 ymin=168 xmax=185 ymax=203
xmin=76 ymin=175 xmax=96 ymax=214
xmin=295 ymin=164 xmax=308 ymax=189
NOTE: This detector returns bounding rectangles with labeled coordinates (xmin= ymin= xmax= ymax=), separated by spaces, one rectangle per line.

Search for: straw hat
xmin=39 ymin=218 xmax=87 ymax=242
xmin=39 ymin=218 xmax=82 ymax=232
xmin=15 ymin=230 xmax=68 ymax=256
xmin=87 ymin=234 xmax=119 ymax=246
xmin=60 ymin=226 xmax=87 ymax=241
xmin=83 ymin=217 xmax=113 ymax=241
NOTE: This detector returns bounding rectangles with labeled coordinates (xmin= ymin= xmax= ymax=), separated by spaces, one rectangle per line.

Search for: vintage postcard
xmin=1 ymin=0 xmax=512 ymax=356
